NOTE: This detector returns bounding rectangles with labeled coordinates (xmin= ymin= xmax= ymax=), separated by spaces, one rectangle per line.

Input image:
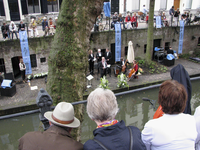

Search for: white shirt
xmin=142 ymin=7 xmax=148 ymax=14
xmin=142 ymin=113 xmax=197 ymax=150
xmin=194 ymin=106 xmax=200 ymax=150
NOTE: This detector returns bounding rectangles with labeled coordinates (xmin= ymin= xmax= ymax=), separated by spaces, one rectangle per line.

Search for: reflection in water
xmin=0 ymin=80 xmax=200 ymax=149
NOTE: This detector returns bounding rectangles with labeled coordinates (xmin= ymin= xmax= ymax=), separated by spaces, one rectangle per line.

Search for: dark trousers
xmin=21 ymin=70 xmax=25 ymax=80
xmin=10 ymin=31 xmax=18 ymax=39
xmin=100 ymin=68 xmax=107 ymax=78
xmin=89 ymin=61 xmax=94 ymax=74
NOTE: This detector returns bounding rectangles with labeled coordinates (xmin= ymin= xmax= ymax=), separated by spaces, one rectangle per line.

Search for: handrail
xmin=0 ymin=76 xmax=200 ymax=120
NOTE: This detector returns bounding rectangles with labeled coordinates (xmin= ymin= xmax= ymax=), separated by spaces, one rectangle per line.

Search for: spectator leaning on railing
xmin=1 ymin=22 xmax=10 ymax=40
xmin=9 ymin=21 xmax=18 ymax=40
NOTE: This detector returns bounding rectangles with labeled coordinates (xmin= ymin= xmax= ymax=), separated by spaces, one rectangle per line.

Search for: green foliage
xmin=117 ymin=73 xmax=129 ymax=89
xmin=179 ymin=53 xmax=190 ymax=59
xmin=99 ymin=76 xmax=109 ymax=89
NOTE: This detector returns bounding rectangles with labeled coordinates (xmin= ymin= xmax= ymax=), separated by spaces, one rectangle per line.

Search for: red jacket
xmin=132 ymin=16 xmax=137 ymax=22
xmin=125 ymin=16 xmax=132 ymax=22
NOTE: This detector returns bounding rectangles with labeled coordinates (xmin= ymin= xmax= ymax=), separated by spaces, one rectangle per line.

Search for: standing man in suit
xmin=96 ymin=49 xmax=102 ymax=74
xmin=99 ymin=57 xmax=107 ymax=78
xmin=88 ymin=50 xmax=95 ymax=75
xmin=105 ymin=48 xmax=112 ymax=77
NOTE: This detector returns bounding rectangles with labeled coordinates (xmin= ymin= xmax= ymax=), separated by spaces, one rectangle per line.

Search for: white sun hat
xmin=44 ymin=102 xmax=80 ymax=128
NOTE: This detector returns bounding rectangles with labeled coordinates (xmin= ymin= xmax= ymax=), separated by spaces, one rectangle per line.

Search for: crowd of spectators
xmin=1 ymin=16 xmax=58 ymax=41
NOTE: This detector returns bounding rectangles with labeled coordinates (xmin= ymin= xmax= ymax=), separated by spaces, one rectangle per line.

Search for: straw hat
xmin=44 ymin=102 xmax=80 ymax=128
xmin=43 ymin=17 xmax=47 ymax=20
xmin=55 ymin=17 xmax=58 ymax=20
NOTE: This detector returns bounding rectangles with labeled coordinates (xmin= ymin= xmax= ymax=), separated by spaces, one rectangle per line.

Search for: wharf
xmin=0 ymin=58 xmax=200 ymax=116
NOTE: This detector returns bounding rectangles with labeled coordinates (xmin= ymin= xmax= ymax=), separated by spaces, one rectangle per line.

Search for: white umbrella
xmin=127 ymin=41 xmax=134 ymax=63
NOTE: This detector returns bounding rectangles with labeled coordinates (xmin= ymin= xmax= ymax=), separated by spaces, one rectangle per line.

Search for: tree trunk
xmin=46 ymin=0 xmax=104 ymax=140
xmin=145 ymin=0 xmax=155 ymax=64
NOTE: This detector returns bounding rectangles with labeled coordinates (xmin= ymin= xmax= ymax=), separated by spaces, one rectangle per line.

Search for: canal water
xmin=0 ymin=80 xmax=200 ymax=150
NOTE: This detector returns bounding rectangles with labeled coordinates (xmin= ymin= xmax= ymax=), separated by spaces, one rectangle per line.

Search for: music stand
xmin=86 ymin=75 xmax=94 ymax=88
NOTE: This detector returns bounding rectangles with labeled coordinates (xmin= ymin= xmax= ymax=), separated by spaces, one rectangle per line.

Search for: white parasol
xmin=127 ymin=41 xmax=134 ymax=63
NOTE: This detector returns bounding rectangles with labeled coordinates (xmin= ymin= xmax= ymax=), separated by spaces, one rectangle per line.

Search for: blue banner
xmin=178 ymin=20 xmax=184 ymax=54
xmin=19 ymin=31 xmax=32 ymax=75
xmin=156 ymin=16 xmax=161 ymax=28
xmin=103 ymin=2 xmax=110 ymax=17
xmin=115 ymin=23 xmax=121 ymax=62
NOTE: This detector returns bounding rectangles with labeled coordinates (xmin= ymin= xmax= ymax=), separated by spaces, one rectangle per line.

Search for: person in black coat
xmin=99 ymin=57 xmax=107 ymax=78
xmin=170 ymin=64 xmax=192 ymax=114
xmin=18 ymin=21 xmax=26 ymax=31
xmin=84 ymin=88 xmax=146 ymax=150
xmin=105 ymin=48 xmax=112 ymax=76
xmin=1 ymin=22 xmax=10 ymax=40
xmin=96 ymin=49 xmax=103 ymax=74
xmin=88 ymin=50 xmax=95 ymax=75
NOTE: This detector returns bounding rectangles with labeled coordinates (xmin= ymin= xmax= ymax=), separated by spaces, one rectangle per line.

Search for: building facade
xmin=0 ymin=0 xmax=62 ymax=22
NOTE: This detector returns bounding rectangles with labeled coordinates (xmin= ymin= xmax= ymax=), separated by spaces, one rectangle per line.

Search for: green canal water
xmin=0 ymin=80 xmax=200 ymax=150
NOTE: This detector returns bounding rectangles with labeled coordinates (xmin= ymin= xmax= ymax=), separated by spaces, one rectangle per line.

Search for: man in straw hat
xmin=19 ymin=102 xmax=83 ymax=150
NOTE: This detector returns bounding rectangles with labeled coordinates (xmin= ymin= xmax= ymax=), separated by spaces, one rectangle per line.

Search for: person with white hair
xmin=19 ymin=102 xmax=83 ymax=150
xmin=29 ymin=18 xmax=39 ymax=37
xmin=9 ymin=21 xmax=18 ymax=39
xmin=83 ymin=88 xmax=146 ymax=150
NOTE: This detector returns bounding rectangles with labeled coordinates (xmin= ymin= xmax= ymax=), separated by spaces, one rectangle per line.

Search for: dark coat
xmin=96 ymin=52 xmax=103 ymax=62
xmin=170 ymin=64 xmax=192 ymax=114
xmin=83 ymin=120 xmax=146 ymax=150
xmin=105 ymin=51 xmax=112 ymax=64
xmin=18 ymin=125 xmax=83 ymax=150
xmin=42 ymin=20 xmax=48 ymax=31
xmin=18 ymin=23 xmax=26 ymax=31
xmin=1 ymin=25 xmax=9 ymax=35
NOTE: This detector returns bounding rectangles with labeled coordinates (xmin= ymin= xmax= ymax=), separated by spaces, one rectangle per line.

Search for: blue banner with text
xmin=115 ymin=23 xmax=121 ymax=62
xmin=156 ymin=16 xmax=162 ymax=28
xmin=178 ymin=20 xmax=184 ymax=54
xmin=19 ymin=31 xmax=32 ymax=75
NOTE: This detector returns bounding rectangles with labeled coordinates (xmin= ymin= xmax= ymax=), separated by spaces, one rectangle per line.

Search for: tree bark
xmin=145 ymin=0 xmax=155 ymax=64
xmin=46 ymin=0 xmax=104 ymax=140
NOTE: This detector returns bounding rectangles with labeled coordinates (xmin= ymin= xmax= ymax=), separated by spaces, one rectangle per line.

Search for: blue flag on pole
xmin=19 ymin=31 xmax=32 ymax=75
xmin=103 ymin=2 xmax=110 ymax=17
xmin=178 ymin=20 xmax=184 ymax=54
xmin=156 ymin=16 xmax=162 ymax=28
xmin=115 ymin=23 xmax=121 ymax=62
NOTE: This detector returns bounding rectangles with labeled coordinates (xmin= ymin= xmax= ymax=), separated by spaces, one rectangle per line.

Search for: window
xmin=132 ymin=0 xmax=139 ymax=11
xmin=21 ymin=0 xmax=28 ymax=15
xmin=125 ymin=46 xmax=128 ymax=56
xmin=0 ymin=58 xmax=6 ymax=73
xmin=40 ymin=57 xmax=46 ymax=63
xmin=144 ymin=44 xmax=147 ymax=53
xmin=28 ymin=0 xmax=40 ymax=13
xmin=185 ymin=0 xmax=192 ymax=9
xmin=30 ymin=54 xmax=37 ymax=68
xmin=160 ymin=0 xmax=167 ymax=10
xmin=0 ymin=0 xmax=5 ymax=16
xmin=47 ymin=0 xmax=58 ymax=12
xmin=198 ymin=37 xmax=200 ymax=46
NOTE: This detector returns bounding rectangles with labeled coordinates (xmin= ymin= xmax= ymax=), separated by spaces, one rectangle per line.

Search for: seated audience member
xmin=48 ymin=17 xmax=55 ymax=35
xmin=18 ymin=21 xmax=25 ymax=31
xmin=111 ymin=12 xmax=118 ymax=29
xmin=153 ymin=64 xmax=192 ymax=119
xmin=94 ymin=15 xmax=103 ymax=32
xmin=118 ymin=13 xmax=126 ymax=29
xmin=84 ymin=88 xmax=146 ymax=150
xmin=142 ymin=80 xmax=197 ymax=150
xmin=18 ymin=102 xmax=83 ymax=150
xmin=9 ymin=21 xmax=18 ymax=40
xmin=29 ymin=18 xmax=39 ymax=37
xmin=128 ymin=60 xmax=138 ymax=81
xmin=1 ymin=22 xmax=10 ymax=40
xmin=194 ymin=106 xmax=200 ymax=150
xmin=131 ymin=12 xmax=137 ymax=28
xmin=125 ymin=12 xmax=132 ymax=29
xmin=42 ymin=17 xmax=49 ymax=36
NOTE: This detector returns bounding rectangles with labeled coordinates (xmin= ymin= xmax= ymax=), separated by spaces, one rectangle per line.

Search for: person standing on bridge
xmin=18 ymin=102 xmax=83 ymax=150
xmin=83 ymin=88 xmax=146 ymax=150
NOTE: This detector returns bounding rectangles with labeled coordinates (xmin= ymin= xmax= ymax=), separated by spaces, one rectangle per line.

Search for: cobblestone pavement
xmin=0 ymin=58 xmax=200 ymax=111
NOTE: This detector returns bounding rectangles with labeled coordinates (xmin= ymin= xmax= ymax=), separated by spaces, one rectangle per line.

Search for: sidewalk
xmin=0 ymin=58 xmax=200 ymax=115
